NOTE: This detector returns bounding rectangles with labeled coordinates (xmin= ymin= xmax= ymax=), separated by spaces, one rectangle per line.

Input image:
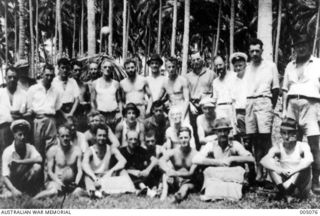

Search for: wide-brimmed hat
xmin=230 ymin=52 xmax=248 ymax=64
xmin=280 ymin=118 xmax=298 ymax=131
xmin=292 ymin=33 xmax=312 ymax=46
xmin=10 ymin=119 xmax=31 ymax=132
xmin=122 ymin=103 xmax=140 ymax=117
xmin=199 ymin=97 xmax=216 ymax=108
xmin=213 ymin=118 xmax=233 ymax=130
xmin=147 ymin=54 xmax=163 ymax=66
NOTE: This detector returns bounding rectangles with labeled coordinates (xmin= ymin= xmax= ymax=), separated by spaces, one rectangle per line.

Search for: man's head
xmin=199 ymin=97 xmax=216 ymax=117
xmin=151 ymin=100 xmax=166 ymax=121
xmin=249 ymin=38 xmax=263 ymax=63
xmin=89 ymin=62 xmax=99 ymax=80
xmin=280 ymin=118 xmax=298 ymax=149
xmin=42 ymin=64 xmax=55 ymax=87
xmin=14 ymin=59 xmax=29 ymax=78
xmin=124 ymin=59 xmax=137 ymax=78
xmin=66 ymin=116 xmax=77 ymax=139
xmin=126 ymin=130 xmax=140 ymax=150
xmin=88 ymin=111 xmax=104 ymax=132
xmin=166 ymin=57 xmax=179 ymax=79
xmin=72 ymin=61 xmax=82 ymax=81
xmin=11 ymin=119 xmax=30 ymax=147
xmin=145 ymin=130 xmax=156 ymax=151
xmin=147 ymin=54 xmax=163 ymax=75
xmin=213 ymin=55 xmax=226 ymax=77
xmin=169 ymin=106 xmax=182 ymax=124
xmin=191 ymin=52 xmax=204 ymax=71
xmin=230 ymin=52 xmax=247 ymax=74
xmin=178 ymin=127 xmax=191 ymax=149
xmin=58 ymin=125 xmax=72 ymax=149
xmin=95 ymin=124 xmax=109 ymax=146
xmin=213 ymin=118 xmax=232 ymax=147
xmin=5 ymin=67 xmax=18 ymax=90
xmin=123 ymin=103 xmax=140 ymax=124
xmin=101 ymin=59 xmax=113 ymax=78
xmin=292 ymin=34 xmax=312 ymax=59
xmin=58 ymin=58 xmax=71 ymax=81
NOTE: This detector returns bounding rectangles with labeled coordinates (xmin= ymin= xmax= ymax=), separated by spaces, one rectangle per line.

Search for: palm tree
xmin=257 ymin=0 xmax=273 ymax=60
xmin=29 ymin=0 xmax=34 ymax=77
xmin=80 ymin=0 xmax=84 ymax=56
xmin=18 ymin=0 xmax=25 ymax=60
xmin=170 ymin=0 xmax=177 ymax=56
xmin=313 ymin=1 xmax=320 ymax=55
xmin=57 ymin=0 xmax=62 ymax=58
xmin=181 ymin=0 xmax=190 ymax=76
xmin=35 ymin=0 xmax=39 ymax=64
xmin=4 ymin=0 xmax=8 ymax=65
xmin=229 ymin=0 xmax=234 ymax=55
xmin=72 ymin=3 xmax=77 ymax=58
xmin=88 ymin=0 xmax=96 ymax=56
xmin=99 ymin=0 xmax=104 ymax=53
xmin=156 ymin=0 xmax=162 ymax=54
xmin=122 ymin=0 xmax=127 ymax=60
xmin=108 ymin=0 xmax=113 ymax=56
xmin=214 ymin=0 xmax=222 ymax=56
xmin=274 ymin=0 xmax=282 ymax=64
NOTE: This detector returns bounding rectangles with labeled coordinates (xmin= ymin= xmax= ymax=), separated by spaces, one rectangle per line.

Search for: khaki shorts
xmin=245 ymin=97 xmax=273 ymax=134
xmin=287 ymin=98 xmax=320 ymax=137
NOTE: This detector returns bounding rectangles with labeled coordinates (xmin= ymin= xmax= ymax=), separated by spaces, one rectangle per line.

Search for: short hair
xmin=166 ymin=57 xmax=178 ymax=65
xmin=213 ymin=55 xmax=226 ymax=63
xmin=89 ymin=61 xmax=98 ymax=67
xmin=124 ymin=58 xmax=137 ymax=68
xmin=58 ymin=124 xmax=71 ymax=134
xmin=94 ymin=124 xmax=109 ymax=135
xmin=57 ymin=58 xmax=70 ymax=67
xmin=151 ymin=100 xmax=164 ymax=111
xmin=42 ymin=64 xmax=55 ymax=74
xmin=5 ymin=66 xmax=17 ymax=76
xmin=178 ymin=127 xmax=192 ymax=137
xmin=249 ymin=38 xmax=264 ymax=49
xmin=72 ymin=61 xmax=82 ymax=68
xmin=145 ymin=129 xmax=156 ymax=138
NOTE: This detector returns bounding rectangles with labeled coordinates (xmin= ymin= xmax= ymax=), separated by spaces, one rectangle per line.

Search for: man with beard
xmin=158 ymin=57 xmax=190 ymax=122
xmin=212 ymin=55 xmax=237 ymax=135
xmin=91 ymin=59 xmax=122 ymax=131
xmin=88 ymin=62 xmax=100 ymax=82
xmin=146 ymin=54 xmax=166 ymax=102
xmin=120 ymin=59 xmax=153 ymax=119
xmin=52 ymin=58 xmax=80 ymax=125
xmin=282 ymin=33 xmax=320 ymax=194
xmin=245 ymin=38 xmax=279 ymax=184
xmin=1 ymin=120 xmax=42 ymax=197
xmin=159 ymin=127 xmax=199 ymax=203
xmin=25 ymin=64 xmax=62 ymax=159
xmin=261 ymin=118 xmax=313 ymax=202
xmin=0 ymin=67 xmax=27 ymax=155
xmin=65 ymin=116 xmax=89 ymax=154
xmin=84 ymin=111 xmax=120 ymax=148
xmin=33 ymin=125 xmax=83 ymax=199
xmin=144 ymin=100 xmax=170 ymax=145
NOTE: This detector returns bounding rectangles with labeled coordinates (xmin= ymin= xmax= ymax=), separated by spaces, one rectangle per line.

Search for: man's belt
xmin=35 ymin=114 xmax=55 ymax=119
xmin=247 ymin=95 xmax=271 ymax=99
xmin=99 ymin=110 xmax=118 ymax=116
xmin=287 ymin=94 xmax=320 ymax=101
xmin=217 ymin=102 xmax=233 ymax=106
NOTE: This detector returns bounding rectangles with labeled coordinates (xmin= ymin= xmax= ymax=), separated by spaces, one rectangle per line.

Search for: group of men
xmin=0 ymin=32 xmax=319 ymax=203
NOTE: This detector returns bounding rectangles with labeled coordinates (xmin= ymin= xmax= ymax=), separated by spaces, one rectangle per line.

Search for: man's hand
xmin=12 ymin=189 xmax=22 ymax=197
xmin=219 ymin=158 xmax=232 ymax=167
xmin=139 ymin=169 xmax=150 ymax=178
xmin=189 ymin=103 xmax=198 ymax=115
xmin=166 ymin=170 xmax=177 ymax=177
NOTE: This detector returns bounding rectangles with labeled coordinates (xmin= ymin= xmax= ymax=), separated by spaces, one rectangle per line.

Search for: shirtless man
xmin=120 ymin=58 xmax=153 ymax=119
xmin=33 ymin=125 xmax=83 ymax=199
xmin=91 ymin=59 xmax=122 ymax=131
xmin=159 ymin=127 xmax=199 ymax=203
xmin=159 ymin=57 xmax=189 ymax=121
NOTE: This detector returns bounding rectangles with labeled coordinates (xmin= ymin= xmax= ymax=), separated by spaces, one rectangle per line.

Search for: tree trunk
xmin=257 ymin=0 xmax=273 ymax=60
xmin=157 ymin=0 xmax=162 ymax=54
xmin=5 ymin=0 xmax=8 ymax=65
xmin=99 ymin=0 xmax=104 ymax=53
xmin=57 ymin=0 xmax=62 ymax=58
xmin=35 ymin=0 xmax=39 ymax=64
xmin=54 ymin=0 xmax=58 ymax=62
xmin=18 ymin=0 xmax=25 ymax=60
xmin=170 ymin=0 xmax=177 ymax=56
xmin=214 ymin=0 xmax=222 ymax=56
xmin=275 ymin=0 xmax=282 ymax=64
xmin=15 ymin=12 xmax=18 ymax=61
xmin=88 ymin=0 xmax=96 ymax=56
xmin=72 ymin=3 xmax=76 ymax=58
xmin=108 ymin=0 xmax=113 ymax=56
xmin=80 ymin=0 xmax=84 ymax=56
xmin=313 ymin=0 xmax=320 ymax=55
xmin=126 ymin=0 xmax=130 ymax=55
xmin=122 ymin=0 xmax=127 ymax=60
xmin=29 ymin=0 xmax=34 ymax=77
xmin=181 ymin=0 xmax=190 ymax=76
xmin=229 ymin=0 xmax=234 ymax=55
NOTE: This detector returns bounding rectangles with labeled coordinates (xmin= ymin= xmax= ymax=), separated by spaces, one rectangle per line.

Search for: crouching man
xmin=33 ymin=125 xmax=83 ymax=199
xmin=260 ymin=118 xmax=313 ymax=202
xmin=1 ymin=120 xmax=42 ymax=197
xmin=192 ymin=118 xmax=254 ymax=201
xmin=159 ymin=127 xmax=199 ymax=203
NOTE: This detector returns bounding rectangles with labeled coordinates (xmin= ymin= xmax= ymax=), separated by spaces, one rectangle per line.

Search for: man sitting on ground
xmin=260 ymin=118 xmax=313 ymax=202
xmin=1 ymin=120 xmax=42 ymax=197
xmin=33 ymin=125 xmax=83 ymax=199
xmin=159 ymin=127 xmax=199 ymax=203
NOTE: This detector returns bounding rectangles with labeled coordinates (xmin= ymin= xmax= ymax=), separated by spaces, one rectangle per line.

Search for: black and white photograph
xmin=0 ymin=0 xmax=319 ymax=210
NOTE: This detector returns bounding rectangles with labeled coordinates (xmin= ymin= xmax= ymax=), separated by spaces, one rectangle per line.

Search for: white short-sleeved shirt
xmin=52 ymin=77 xmax=80 ymax=104
xmin=26 ymin=83 xmax=62 ymax=115
xmin=230 ymin=72 xmax=248 ymax=109
xmin=0 ymin=87 xmax=27 ymax=124
xmin=282 ymin=56 xmax=320 ymax=98
xmin=146 ymin=75 xmax=166 ymax=101
xmin=246 ymin=60 xmax=279 ymax=98
xmin=212 ymin=71 xmax=234 ymax=104
xmin=199 ymin=138 xmax=252 ymax=159
xmin=2 ymin=143 xmax=41 ymax=177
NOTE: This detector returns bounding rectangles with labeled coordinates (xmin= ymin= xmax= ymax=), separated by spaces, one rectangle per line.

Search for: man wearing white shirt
xmin=0 ymin=67 xmax=27 ymax=155
xmin=26 ymin=64 xmax=62 ymax=158
xmin=52 ymin=58 xmax=80 ymax=125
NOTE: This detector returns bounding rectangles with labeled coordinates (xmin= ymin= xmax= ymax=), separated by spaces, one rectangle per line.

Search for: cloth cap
xmin=199 ymin=97 xmax=216 ymax=108
xmin=230 ymin=52 xmax=248 ymax=64
xmin=213 ymin=117 xmax=233 ymax=130
xmin=147 ymin=54 xmax=163 ymax=66
xmin=280 ymin=118 xmax=298 ymax=131
xmin=122 ymin=103 xmax=140 ymax=117
xmin=10 ymin=119 xmax=31 ymax=132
